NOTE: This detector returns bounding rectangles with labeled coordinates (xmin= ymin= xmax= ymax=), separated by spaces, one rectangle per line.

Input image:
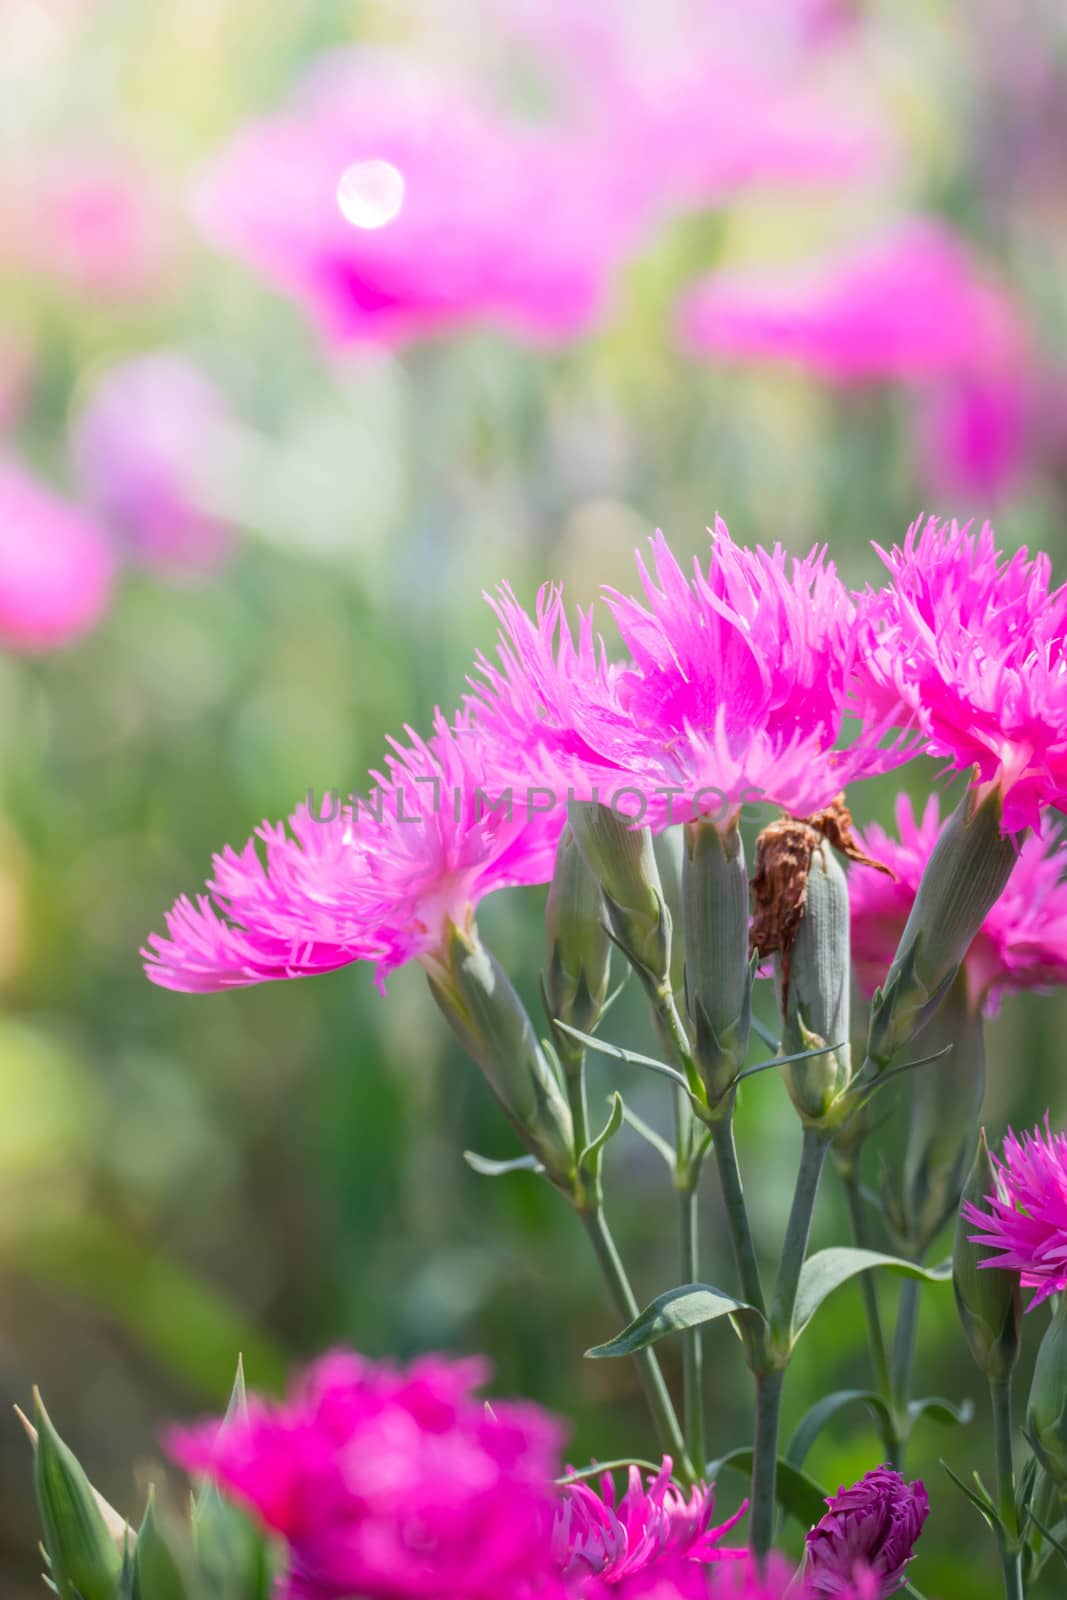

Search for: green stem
xmin=750 ymin=1128 xmax=830 ymax=1560
xmin=840 ymin=1165 xmax=898 ymax=1459
xmin=889 ymin=1277 xmax=921 ymax=1471
xmin=711 ymin=1113 xmax=766 ymax=1315
xmin=990 ymin=1377 xmax=1022 ymax=1600
xmin=579 ymin=1206 xmax=694 ymax=1483
xmin=751 ymin=1370 xmax=784 ymax=1559
xmin=679 ymin=1183 xmax=706 ymax=1471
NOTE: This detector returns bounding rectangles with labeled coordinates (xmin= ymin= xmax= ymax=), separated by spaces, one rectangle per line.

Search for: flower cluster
xmin=849 ymin=793 xmax=1067 ymax=1013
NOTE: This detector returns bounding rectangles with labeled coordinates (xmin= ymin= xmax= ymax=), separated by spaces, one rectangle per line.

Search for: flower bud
xmin=682 ymin=815 xmax=751 ymax=1113
xmin=777 ymin=839 xmax=852 ymax=1126
xmin=568 ymin=801 xmax=671 ymax=988
xmin=544 ymin=826 xmax=611 ymax=1069
xmin=886 ymin=969 xmax=986 ymax=1257
xmin=652 ymin=825 xmax=686 ymax=997
xmin=428 ymin=920 xmax=575 ymax=1188
xmin=190 ymin=1359 xmax=274 ymax=1592
xmin=866 ymin=785 xmax=1020 ymax=1071
xmin=133 ymin=1491 xmax=193 ymax=1600
xmin=1028 ymin=1296 xmax=1067 ymax=1490
xmin=33 ymin=1391 xmax=124 ymax=1600
xmin=953 ymin=1130 xmax=1021 ymax=1382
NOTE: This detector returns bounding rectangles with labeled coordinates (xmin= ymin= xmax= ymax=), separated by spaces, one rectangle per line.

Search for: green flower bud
xmin=652 ymin=826 xmax=686 ymax=997
xmin=953 ymin=1130 xmax=1021 ymax=1383
xmin=1028 ymin=1297 xmax=1067 ymax=1489
xmin=192 ymin=1359 xmax=276 ymax=1598
xmin=778 ymin=839 xmax=852 ymax=1127
xmin=33 ymin=1391 xmax=124 ymax=1600
xmin=682 ymin=815 xmax=751 ymax=1113
xmin=544 ymin=826 xmax=611 ymax=1069
xmin=428 ymin=920 xmax=575 ymax=1189
xmin=568 ymin=801 xmax=671 ymax=988
xmin=887 ymin=968 xmax=986 ymax=1257
xmin=133 ymin=1491 xmax=193 ymax=1600
xmin=866 ymin=785 xmax=1020 ymax=1071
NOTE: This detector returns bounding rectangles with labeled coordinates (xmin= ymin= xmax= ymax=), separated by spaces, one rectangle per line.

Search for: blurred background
xmin=1 ymin=0 xmax=1066 ymax=1592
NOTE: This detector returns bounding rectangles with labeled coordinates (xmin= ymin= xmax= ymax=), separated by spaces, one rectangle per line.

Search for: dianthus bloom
xmin=0 ymin=459 xmax=115 ymax=654
xmin=964 ymin=1120 xmax=1067 ymax=1309
xmin=143 ymin=710 xmax=563 ymax=993
xmin=472 ymin=520 xmax=906 ymax=831
xmin=678 ymin=218 xmax=1023 ymax=385
xmin=72 ymin=352 xmax=234 ymax=578
xmin=804 ymin=1468 xmax=928 ymax=1598
xmin=855 ymin=517 xmax=1067 ymax=831
xmin=194 ymin=49 xmax=647 ymax=350
xmin=556 ymin=1461 xmax=745 ymax=1589
xmin=168 ymin=1350 xmax=565 ymax=1600
xmin=849 ymin=793 xmax=1067 ymax=1012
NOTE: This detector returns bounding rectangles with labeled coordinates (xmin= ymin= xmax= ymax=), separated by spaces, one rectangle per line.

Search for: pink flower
xmin=915 ymin=372 xmax=1032 ymax=507
xmin=193 ymin=49 xmax=647 ymax=350
xmin=0 ymin=459 xmax=115 ymax=654
xmin=854 ymin=516 xmax=1067 ymax=832
xmin=804 ymin=1468 xmax=928 ymax=1598
xmin=168 ymin=1349 xmax=565 ymax=1600
xmin=472 ymin=520 xmax=907 ymax=829
xmin=72 ymin=352 xmax=234 ymax=578
xmin=0 ymin=148 xmax=172 ymax=302
xmin=964 ymin=1120 xmax=1067 ymax=1310
xmin=556 ymin=1460 xmax=746 ymax=1589
xmin=143 ymin=710 xmax=564 ymax=993
xmin=848 ymin=793 xmax=1067 ymax=1013
xmin=679 ymin=219 xmax=1024 ymax=385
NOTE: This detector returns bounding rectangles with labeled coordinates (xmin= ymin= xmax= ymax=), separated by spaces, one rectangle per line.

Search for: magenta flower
xmin=804 ymin=1468 xmax=928 ymax=1598
xmin=556 ymin=1460 xmax=745 ymax=1589
xmin=0 ymin=459 xmax=115 ymax=654
xmin=472 ymin=520 xmax=906 ymax=830
xmin=855 ymin=516 xmax=1067 ymax=832
xmin=679 ymin=218 xmax=1024 ymax=385
xmin=143 ymin=710 xmax=563 ymax=993
xmin=964 ymin=1120 xmax=1067 ymax=1309
xmin=193 ymin=49 xmax=647 ymax=350
xmin=915 ymin=372 xmax=1032 ymax=507
xmin=72 ymin=352 xmax=234 ymax=578
xmin=849 ymin=793 xmax=1067 ymax=1013
xmin=168 ymin=1349 xmax=565 ymax=1600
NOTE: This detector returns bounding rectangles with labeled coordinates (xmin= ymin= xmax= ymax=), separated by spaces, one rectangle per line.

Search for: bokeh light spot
xmin=336 ymin=160 xmax=405 ymax=230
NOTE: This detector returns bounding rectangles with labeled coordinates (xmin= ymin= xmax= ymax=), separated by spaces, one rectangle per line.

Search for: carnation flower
xmin=849 ymin=793 xmax=1067 ymax=1013
xmin=0 ymin=459 xmax=115 ymax=654
xmin=678 ymin=219 xmax=1024 ymax=386
xmin=804 ymin=1468 xmax=928 ymax=1598
xmin=964 ymin=1119 xmax=1067 ymax=1309
xmin=143 ymin=710 xmax=563 ymax=992
xmin=555 ymin=1460 xmax=746 ymax=1588
xmin=193 ymin=49 xmax=648 ymax=350
xmin=168 ymin=1349 xmax=565 ymax=1600
xmin=72 ymin=352 xmax=234 ymax=577
xmin=855 ymin=517 xmax=1067 ymax=831
xmin=472 ymin=520 xmax=906 ymax=830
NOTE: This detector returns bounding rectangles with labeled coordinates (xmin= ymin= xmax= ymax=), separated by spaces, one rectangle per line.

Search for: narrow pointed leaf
xmin=707 ymin=1448 xmax=828 ymax=1529
xmin=785 ymin=1389 xmax=891 ymax=1469
xmin=586 ymin=1283 xmax=764 ymax=1358
xmin=554 ymin=1025 xmax=692 ymax=1094
xmin=941 ymin=1460 xmax=1002 ymax=1530
xmin=462 ymin=1151 xmax=544 ymax=1177
xmin=579 ymin=1093 xmax=624 ymax=1169
xmin=730 ymin=1040 xmax=849 ymax=1090
xmin=907 ymin=1396 xmax=974 ymax=1428
xmin=792 ymin=1249 xmax=950 ymax=1341
xmin=557 ymin=1458 xmax=664 ymax=1486
xmin=618 ymin=1103 xmax=675 ymax=1169
xmin=1027 ymin=1511 xmax=1067 ymax=1568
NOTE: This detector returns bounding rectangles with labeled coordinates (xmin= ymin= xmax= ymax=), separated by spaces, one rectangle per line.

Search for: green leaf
xmin=942 ymin=1460 xmax=1002 ymax=1531
xmin=1026 ymin=1511 xmax=1067 ymax=1569
xmin=586 ymin=1283 xmax=764 ymax=1358
xmin=554 ymin=1024 xmax=692 ymax=1095
xmin=730 ymin=1040 xmax=849 ymax=1090
xmin=907 ymin=1395 xmax=974 ymax=1428
xmin=557 ymin=1458 xmax=664 ymax=1485
xmin=618 ymin=1102 xmax=675 ymax=1169
xmin=707 ymin=1448 xmax=828 ymax=1529
xmin=792 ymin=1249 xmax=951 ymax=1341
xmin=462 ymin=1151 xmax=544 ymax=1177
xmin=785 ymin=1389 xmax=891 ymax=1468
xmin=579 ymin=1093 xmax=624 ymax=1170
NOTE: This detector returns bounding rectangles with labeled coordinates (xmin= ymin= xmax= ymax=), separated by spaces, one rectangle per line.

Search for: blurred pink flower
xmin=804 ymin=1468 xmax=928 ymax=1598
xmin=143 ymin=709 xmax=564 ymax=993
xmin=679 ymin=219 xmax=1024 ymax=385
xmin=472 ymin=520 xmax=908 ymax=829
xmin=0 ymin=459 xmax=115 ymax=654
xmin=72 ymin=352 xmax=234 ymax=578
xmin=916 ymin=372 xmax=1031 ymax=507
xmin=854 ymin=516 xmax=1067 ymax=832
xmin=169 ymin=1349 xmax=565 ymax=1600
xmin=193 ymin=50 xmax=648 ymax=349
xmin=556 ymin=1460 xmax=746 ymax=1588
xmin=848 ymin=794 xmax=1067 ymax=1013
xmin=964 ymin=1120 xmax=1067 ymax=1310
xmin=0 ymin=149 xmax=172 ymax=302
